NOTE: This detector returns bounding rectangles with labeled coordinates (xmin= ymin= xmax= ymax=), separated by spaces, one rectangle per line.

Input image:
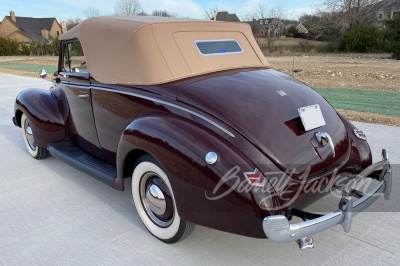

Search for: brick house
xmin=0 ymin=11 xmax=67 ymax=43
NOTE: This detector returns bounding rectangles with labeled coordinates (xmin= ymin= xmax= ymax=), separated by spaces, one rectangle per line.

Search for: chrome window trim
xmin=92 ymin=87 xmax=235 ymax=138
xmin=194 ymin=39 xmax=243 ymax=56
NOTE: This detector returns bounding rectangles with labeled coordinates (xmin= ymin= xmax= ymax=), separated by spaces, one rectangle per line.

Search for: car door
xmin=59 ymin=40 xmax=104 ymax=159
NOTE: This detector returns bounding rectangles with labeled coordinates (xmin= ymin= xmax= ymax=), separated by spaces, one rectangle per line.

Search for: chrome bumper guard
xmin=263 ymin=149 xmax=392 ymax=243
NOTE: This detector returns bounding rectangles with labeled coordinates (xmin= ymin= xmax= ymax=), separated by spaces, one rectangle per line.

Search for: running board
xmin=48 ymin=141 xmax=116 ymax=187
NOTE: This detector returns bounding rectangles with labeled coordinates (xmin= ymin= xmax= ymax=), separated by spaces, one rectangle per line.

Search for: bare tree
xmin=64 ymin=17 xmax=83 ymax=30
xmin=269 ymin=6 xmax=287 ymax=20
xmin=301 ymin=12 xmax=344 ymax=41
xmin=244 ymin=5 xmax=287 ymax=50
xmin=136 ymin=11 xmax=148 ymax=16
xmin=84 ymin=6 xmax=101 ymax=18
xmin=152 ymin=10 xmax=178 ymax=17
xmin=314 ymin=0 xmax=395 ymax=30
xmin=204 ymin=4 xmax=223 ymax=20
xmin=242 ymin=3 xmax=269 ymax=21
xmin=114 ymin=0 xmax=143 ymax=16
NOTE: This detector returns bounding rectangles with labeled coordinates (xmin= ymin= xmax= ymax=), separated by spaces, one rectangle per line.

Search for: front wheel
xmin=131 ymin=155 xmax=196 ymax=243
xmin=21 ymin=113 xmax=48 ymax=159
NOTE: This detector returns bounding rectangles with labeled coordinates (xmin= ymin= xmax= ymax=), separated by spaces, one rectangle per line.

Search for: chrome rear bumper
xmin=263 ymin=149 xmax=392 ymax=243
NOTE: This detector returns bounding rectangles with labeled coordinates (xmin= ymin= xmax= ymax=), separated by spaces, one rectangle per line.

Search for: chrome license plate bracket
xmin=298 ymin=104 xmax=326 ymax=131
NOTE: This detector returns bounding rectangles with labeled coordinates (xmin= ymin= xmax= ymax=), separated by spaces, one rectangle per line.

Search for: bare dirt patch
xmin=0 ymin=56 xmax=58 ymax=66
xmin=0 ymin=68 xmax=52 ymax=80
xmin=267 ymin=53 xmax=399 ymax=92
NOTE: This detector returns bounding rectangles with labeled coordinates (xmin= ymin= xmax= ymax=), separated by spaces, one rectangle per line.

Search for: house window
xmin=379 ymin=14 xmax=383 ymax=19
xmin=195 ymin=39 xmax=243 ymax=56
xmin=260 ymin=20 xmax=263 ymax=24
xmin=63 ymin=40 xmax=87 ymax=73
xmin=56 ymin=31 xmax=60 ymax=36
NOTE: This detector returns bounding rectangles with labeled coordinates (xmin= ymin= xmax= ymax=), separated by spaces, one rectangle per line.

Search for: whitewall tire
xmin=131 ymin=155 xmax=196 ymax=243
xmin=21 ymin=113 xmax=48 ymax=159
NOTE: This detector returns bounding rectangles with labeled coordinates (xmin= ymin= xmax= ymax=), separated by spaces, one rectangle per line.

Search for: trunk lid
xmin=177 ymin=69 xmax=350 ymax=178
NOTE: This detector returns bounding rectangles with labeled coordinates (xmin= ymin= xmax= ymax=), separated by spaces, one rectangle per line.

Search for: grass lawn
xmin=0 ymin=61 xmax=58 ymax=74
xmin=314 ymin=88 xmax=400 ymax=116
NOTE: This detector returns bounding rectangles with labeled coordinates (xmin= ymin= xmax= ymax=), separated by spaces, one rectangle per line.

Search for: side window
xmin=63 ymin=42 xmax=69 ymax=71
xmin=62 ymin=40 xmax=87 ymax=73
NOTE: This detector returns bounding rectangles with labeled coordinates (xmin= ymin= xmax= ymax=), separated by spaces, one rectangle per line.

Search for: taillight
xmin=353 ymin=129 xmax=367 ymax=140
xmin=244 ymin=168 xmax=265 ymax=187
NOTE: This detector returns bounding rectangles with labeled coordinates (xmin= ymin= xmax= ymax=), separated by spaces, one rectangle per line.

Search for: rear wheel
xmin=21 ymin=114 xmax=48 ymax=159
xmin=131 ymin=155 xmax=196 ymax=243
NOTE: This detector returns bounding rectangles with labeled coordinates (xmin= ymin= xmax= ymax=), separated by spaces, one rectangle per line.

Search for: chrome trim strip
xmin=263 ymin=151 xmax=391 ymax=242
xmin=92 ymin=87 xmax=235 ymax=137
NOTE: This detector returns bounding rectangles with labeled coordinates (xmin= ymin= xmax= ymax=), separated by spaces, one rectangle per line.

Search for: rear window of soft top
xmin=195 ymin=39 xmax=243 ymax=56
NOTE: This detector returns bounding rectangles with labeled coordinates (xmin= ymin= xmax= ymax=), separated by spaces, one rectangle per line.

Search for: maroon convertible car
xmin=13 ymin=16 xmax=392 ymax=248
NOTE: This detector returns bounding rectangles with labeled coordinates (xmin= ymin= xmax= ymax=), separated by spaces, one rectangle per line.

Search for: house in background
xmin=258 ymin=18 xmax=286 ymax=37
xmin=0 ymin=11 xmax=67 ymax=43
xmin=376 ymin=1 xmax=400 ymax=28
xmin=296 ymin=23 xmax=309 ymax=34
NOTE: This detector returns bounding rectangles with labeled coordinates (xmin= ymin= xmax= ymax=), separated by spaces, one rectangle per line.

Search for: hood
xmin=177 ymin=69 xmax=350 ymax=178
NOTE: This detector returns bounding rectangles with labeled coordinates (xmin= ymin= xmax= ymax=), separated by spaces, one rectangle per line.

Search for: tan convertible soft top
xmin=60 ymin=16 xmax=270 ymax=85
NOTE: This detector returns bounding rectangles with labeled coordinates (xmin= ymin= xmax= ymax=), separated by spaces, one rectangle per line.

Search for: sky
xmin=0 ymin=0 xmax=315 ymax=22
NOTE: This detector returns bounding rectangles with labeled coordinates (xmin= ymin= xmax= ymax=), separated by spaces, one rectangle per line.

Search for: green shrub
xmin=316 ymin=42 xmax=339 ymax=53
xmin=298 ymin=41 xmax=314 ymax=53
xmin=20 ymin=43 xmax=30 ymax=56
xmin=386 ymin=16 xmax=400 ymax=60
xmin=392 ymin=28 xmax=400 ymax=60
xmin=50 ymin=36 xmax=60 ymax=56
xmin=339 ymin=24 xmax=384 ymax=53
xmin=287 ymin=25 xmax=299 ymax=37
xmin=29 ymin=40 xmax=41 ymax=56
xmin=0 ymin=37 xmax=21 ymax=55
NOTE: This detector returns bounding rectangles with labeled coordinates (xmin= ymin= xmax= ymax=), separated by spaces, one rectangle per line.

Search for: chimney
xmin=10 ymin=10 xmax=16 ymax=22
xmin=61 ymin=21 xmax=67 ymax=33
xmin=214 ymin=11 xmax=217 ymax=21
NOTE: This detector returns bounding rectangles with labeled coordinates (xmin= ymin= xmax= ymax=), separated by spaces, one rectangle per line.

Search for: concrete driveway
xmin=0 ymin=73 xmax=399 ymax=265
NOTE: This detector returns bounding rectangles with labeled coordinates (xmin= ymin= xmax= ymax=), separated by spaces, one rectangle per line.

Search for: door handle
xmin=78 ymin=94 xmax=90 ymax=98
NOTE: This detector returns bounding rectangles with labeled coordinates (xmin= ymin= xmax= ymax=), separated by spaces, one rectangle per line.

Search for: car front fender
xmin=14 ymin=88 xmax=67 ymax=148
xmin=115 ymin=113 xmax=281 ymax=238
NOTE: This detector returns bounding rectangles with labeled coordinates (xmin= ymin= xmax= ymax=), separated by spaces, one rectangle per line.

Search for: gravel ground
xmin=268 ymin=53 xmax=399 ymax=92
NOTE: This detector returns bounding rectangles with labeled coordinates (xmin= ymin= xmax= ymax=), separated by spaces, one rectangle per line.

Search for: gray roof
xmin=216 ymin=12 xmax=240 ymax=22
xmin=379 ymin=0 xmax=400 ymax=11
xmin=6 ymin=16 xmax=58 ymax=42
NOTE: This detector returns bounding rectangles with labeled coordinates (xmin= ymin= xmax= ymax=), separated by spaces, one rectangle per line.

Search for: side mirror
xmin=38 ymin=69 xmax=47 ymax=79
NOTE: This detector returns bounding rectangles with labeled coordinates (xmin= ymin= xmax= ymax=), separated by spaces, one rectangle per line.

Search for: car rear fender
xmin=115 ymin=112 xmax=281 ymax=238
xmin=14 ymin=88 xmax=68 ymax=148
xmin=337 ymin=112 xmax=372 ymax=169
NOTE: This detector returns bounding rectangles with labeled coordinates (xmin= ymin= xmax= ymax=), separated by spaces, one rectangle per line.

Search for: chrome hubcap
xmin=146 ymin=184 xmax=167 ymax=216
xmin=140 ymin=172 xmax=174 ymax=227
xmin=24 ymin=120 xmax=36 ymax=151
